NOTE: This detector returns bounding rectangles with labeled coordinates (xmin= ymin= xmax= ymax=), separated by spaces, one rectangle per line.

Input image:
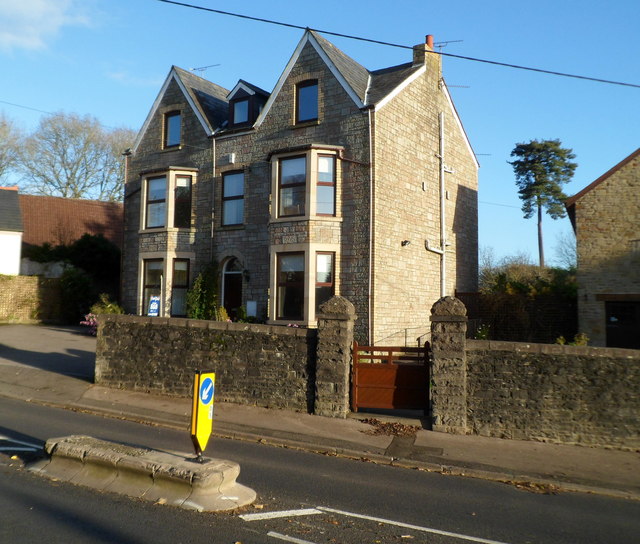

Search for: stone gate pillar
xmin=430 ymin=296 xmax=469 ymax=434
xmin=315 ymin=296 xmax=357 ymax=418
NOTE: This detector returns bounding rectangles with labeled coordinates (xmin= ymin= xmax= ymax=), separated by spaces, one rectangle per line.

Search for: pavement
xmin=1 ymin=324 xmax=639 ymax=501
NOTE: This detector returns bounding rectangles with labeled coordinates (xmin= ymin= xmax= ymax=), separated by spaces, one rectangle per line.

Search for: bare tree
xmin=553 ymin=229 xmax=577 ymax=270
xmin=17 ymin=112 xmax=135 ymax=201
xmin=0 ymin=113 xmax=22 ymax=182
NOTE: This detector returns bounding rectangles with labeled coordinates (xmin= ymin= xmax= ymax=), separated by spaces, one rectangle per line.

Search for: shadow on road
xmin=0 ymin=325 xmax=96 ymax=382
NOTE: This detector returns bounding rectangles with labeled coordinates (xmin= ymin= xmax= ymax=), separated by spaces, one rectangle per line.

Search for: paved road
xmin=2 ymin=397 xmax=640 ymax=544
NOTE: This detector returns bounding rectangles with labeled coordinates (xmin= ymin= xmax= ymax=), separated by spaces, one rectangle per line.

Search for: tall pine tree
xmin=509 ymin=139 xmax=577 ymax=267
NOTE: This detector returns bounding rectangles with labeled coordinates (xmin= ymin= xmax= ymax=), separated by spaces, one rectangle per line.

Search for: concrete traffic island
xmin=28 ymin=435 xmax=256 ymax=512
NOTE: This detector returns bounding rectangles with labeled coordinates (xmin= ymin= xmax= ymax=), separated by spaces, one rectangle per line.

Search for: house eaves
xmin=255 ymin=30 xmax=367 ymax=127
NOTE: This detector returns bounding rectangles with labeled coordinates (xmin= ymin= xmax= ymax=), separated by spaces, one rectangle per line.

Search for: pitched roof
xmin=18 ymin=194 xmax=123 ymax=249
xmin=132 ymin=67 xmax=229 ymax=152
xmin=367 ymin=62 xmax=424 ymax=105
xmin=565 ymin=147 xmax=640 ymax=230
xmin=310 ymin=30 xmax=370 ymax=103
xmin=171 ymin=66 xmax=229 ymax=129
xmin=0 ymin=187 xmax=23 ymax=233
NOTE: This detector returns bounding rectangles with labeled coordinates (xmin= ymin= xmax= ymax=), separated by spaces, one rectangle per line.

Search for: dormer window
xmin=296 ymin=80 xmax=318 ymax=123
xmin=227 ymin=81 xmax=269 ymax=128
xmin=164 ymin=111 xmax=181 ymax=148
xmin=232 ymin=98 xmax=249 ymax=125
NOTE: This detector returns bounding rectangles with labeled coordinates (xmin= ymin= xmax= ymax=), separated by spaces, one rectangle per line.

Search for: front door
xmin=222 ymin=258 xmax=243 ymax=320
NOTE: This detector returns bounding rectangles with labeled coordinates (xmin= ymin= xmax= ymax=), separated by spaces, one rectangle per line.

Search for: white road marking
xmin=267 ymin=532 xmax=319 ymax=544
xmin=240 ymin=508 xmax=322 ymax=522
xmin=0 ymin=435 xmax=41 ymax=451
xmin=317 ymin=506 xmax=513 ymax=544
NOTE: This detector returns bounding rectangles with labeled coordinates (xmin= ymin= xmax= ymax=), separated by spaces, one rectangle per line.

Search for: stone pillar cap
xmin=430 ymin=296 xmax=467 ymax=320
xmin=317 ymin=296 xmax=357 ymax=320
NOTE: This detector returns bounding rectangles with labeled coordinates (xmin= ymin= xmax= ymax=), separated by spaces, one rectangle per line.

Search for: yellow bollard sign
xmin=190 ymin=371 xmax=215 ymax=458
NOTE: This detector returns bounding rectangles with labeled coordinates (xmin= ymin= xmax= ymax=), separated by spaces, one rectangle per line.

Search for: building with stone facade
xmin=566 ymin=147 xmax=640 ymax=348
xmin=121 ymin=30 xmax=478 ymax=344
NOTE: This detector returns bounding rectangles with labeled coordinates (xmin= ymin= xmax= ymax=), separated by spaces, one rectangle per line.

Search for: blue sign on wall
xmin=148 ymin=295 xmax=160 ymax=317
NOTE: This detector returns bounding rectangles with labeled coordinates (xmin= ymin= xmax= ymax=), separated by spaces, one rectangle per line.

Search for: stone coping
xmin=468 ymin=339 xmax=640 ymax=358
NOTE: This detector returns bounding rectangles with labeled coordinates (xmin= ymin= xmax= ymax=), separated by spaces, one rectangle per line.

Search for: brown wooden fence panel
xmin=351 ymin=341 xmax=429 ymax=412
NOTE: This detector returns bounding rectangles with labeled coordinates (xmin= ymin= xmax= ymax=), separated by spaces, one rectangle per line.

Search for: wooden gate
xmin=351 ymin=340 xmax=430 ymax=413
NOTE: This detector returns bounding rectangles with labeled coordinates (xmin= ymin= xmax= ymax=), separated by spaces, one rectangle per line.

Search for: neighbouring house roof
xmin=565 ymin=147 xmax=640 ymax=230
xmin=0 ymin=187 xmax=23 ymax=233
xmin=18 ymin=194 xmax=124 ymax=249
xmin=366 ymin=62 xmax=424 ymax=105
xmin=132 ymin=66 xmax=230 ymax=153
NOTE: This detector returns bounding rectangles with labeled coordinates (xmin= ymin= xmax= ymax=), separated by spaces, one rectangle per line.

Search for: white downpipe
xmin=368 ymin=108 xmax=374 ymax=344
xmin=438 ymin=112 xmax=446 ymax=298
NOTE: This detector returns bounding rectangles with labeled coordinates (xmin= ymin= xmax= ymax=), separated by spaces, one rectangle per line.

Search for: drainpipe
xmin=210 ymin=134 xmax=216 ymax=259
xmin=425 ymin=111 xmax=446 ymax=298
xmin=367 ymin=107 xmax=375 ymax=344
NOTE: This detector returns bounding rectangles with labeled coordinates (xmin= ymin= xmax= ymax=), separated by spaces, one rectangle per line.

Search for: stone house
xmin=565 ymin=147 xmax=640 ymax=348
xmin=121 ymin=30 xmax=478 ymax=344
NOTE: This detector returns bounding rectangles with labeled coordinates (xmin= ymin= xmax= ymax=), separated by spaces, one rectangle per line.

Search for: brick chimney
xmin=413 ymin=34 xmax=434 ymax=66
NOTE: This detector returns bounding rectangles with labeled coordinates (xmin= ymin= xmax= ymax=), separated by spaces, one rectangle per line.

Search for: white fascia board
xmin=373 ymin=65 xmax=426 ymax=112
xmin=441 ymin=80 xmax=480 ymax=169
xmin=255 ymin=31 xmax=365 ymax=128
xmin=132 ymin=68 xmax=212 ymax=153
xmin=228 ymin=81 xmax=257 ymax=99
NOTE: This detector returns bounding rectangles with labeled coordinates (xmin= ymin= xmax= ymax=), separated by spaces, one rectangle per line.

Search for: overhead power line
xmin=155 ymin=0 xmax=640 ymax=89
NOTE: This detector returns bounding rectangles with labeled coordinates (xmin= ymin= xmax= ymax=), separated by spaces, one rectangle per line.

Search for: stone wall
xmin=0 ymin=275 xmax=62 ymax=323
xmin=95 ymin=296 xmax=355 ymax=417
xmin=429 ymin=296 xmax=640 ymax=450
xmin=466 ymin=341 xmax=640 ymax=448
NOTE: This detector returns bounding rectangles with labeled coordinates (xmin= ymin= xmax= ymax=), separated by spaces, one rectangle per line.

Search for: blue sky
xmin=1 ymin=0 xmax=638 ymax=266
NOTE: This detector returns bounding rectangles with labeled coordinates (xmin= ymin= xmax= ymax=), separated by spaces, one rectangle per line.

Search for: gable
xmin=132 ymin=67 xmax=229 ymax=153
xmin=255 ymin=30 xmax=367 ymax=127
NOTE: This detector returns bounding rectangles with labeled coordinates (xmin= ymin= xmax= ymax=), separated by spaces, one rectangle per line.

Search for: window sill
xmin=291 ymin=120 xmax=319 ymax=129
xmin=269 ymin=215 xmax=343 ymax=224
xmin=138 ymin=226 xmax=194 ymax=235
xmin=161 ymin=145 xmax=183 ymax=152
xmin=216 ymin=224 xmax=245 ymax=231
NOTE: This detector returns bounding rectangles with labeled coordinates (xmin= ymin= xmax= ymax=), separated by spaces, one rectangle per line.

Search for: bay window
xmin=315 ymin=252 xmax=334 ymax=312
xmin=277 ymin=253 xmax=305 ymax=320
xmin=278 ymin=156 xmax=306 ymax=217
xmin=316 ymin=155 xmax=336 ymax=216
xmin=142 ymin=168 xmax=196 ymax=231
xmin=143 ymin=260 xmax=163 ymax=315
xmin=173 ymin=175 xmax=192 ymax=228
xmin=145 ymin=176 xmax=166 ymax=228
xmin=171 ymin=259 xmax=189 ymax=316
